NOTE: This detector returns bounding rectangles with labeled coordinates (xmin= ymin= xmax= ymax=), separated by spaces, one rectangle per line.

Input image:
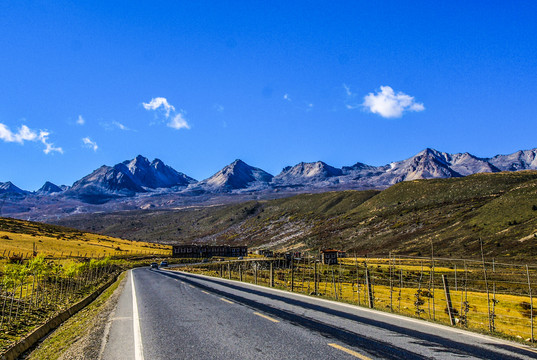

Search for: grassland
xmin=56 ymin=171 xmax=537 ymax=261
xmin=0 ymin=217 xmax=170 ymax=260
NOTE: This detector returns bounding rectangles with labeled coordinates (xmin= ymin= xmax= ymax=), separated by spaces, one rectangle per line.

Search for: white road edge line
xmin=131 ymin=270 xmax=144 ymax=360
xmin=170 ymin=270 xmax=537 ymax=353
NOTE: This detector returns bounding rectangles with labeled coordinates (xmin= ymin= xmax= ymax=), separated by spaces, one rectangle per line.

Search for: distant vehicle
xmin=150 ymin=262 xmax=158 ymax=269
xmin=160 ymin=261 xmax=168 ymax=267
xmin=237 ymin=256 xmax=243 ymax=260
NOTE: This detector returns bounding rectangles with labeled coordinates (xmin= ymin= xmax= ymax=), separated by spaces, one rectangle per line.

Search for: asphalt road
xmin=100 ymin=268 xmax=537 ymax=360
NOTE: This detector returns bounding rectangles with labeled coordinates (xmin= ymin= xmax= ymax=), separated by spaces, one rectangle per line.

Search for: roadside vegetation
xmin=0 ymin=217 xmax=175 ymax=355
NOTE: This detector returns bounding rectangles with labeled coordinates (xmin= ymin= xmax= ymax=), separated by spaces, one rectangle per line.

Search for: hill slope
xmin=0 ymin=217 xmax=169 ymax=257
xmin=53 ymin=171 xmax=537 ymax=260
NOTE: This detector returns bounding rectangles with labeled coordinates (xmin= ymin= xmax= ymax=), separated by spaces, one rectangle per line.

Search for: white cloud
xmin=143 ymin=97 xmax=190 ymax=131
xmin=39 ymin=131 xmax=63 ymax=154
xmin=214 ymin=104 xmax=224 ymax=113
xmin=362 ymin=86 xmax=424 ymax=118
xmin=283 ymin=94 xmax=292 ymax=102
xmin=0 ymin=123 xmax=62 ymax=154
xmin=0 ymin=124 xmax=37 ymax=143
xmin=143 ymin=97 xmax=175 ymax=118
xmin=82 ymin=137 xmax=98 ymax=152
xmin=112 ymin=121 xmax=129 ymax=131
xmin=168 ymin=113 xmax=190 ymax=130
xmin=343 ymin=84 xmax=352 ymax=97
xmin=77 ymin=115 xmax=85 ymax=125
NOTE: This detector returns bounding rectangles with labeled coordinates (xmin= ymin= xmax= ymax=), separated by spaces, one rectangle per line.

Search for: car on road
xmin=160 ymin=261 xmax=168 ymax=267
xmin=150 ymin=262 xmax=158 ymax=269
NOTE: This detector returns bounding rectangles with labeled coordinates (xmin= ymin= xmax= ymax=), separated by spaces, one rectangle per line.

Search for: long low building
xmin=172 ymin=244 xmax=247 ymax=258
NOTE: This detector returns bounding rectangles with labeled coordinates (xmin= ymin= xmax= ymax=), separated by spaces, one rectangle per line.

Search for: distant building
xmin=321 ymin=249 xmax=339 ymax=265
xmin=255 ymin=249 xmax=274 ymax=257
xmin=172 ymin=244 xmax=247 ymax=258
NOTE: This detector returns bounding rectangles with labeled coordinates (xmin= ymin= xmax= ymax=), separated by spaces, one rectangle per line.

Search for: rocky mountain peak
xmin=37 ymin=181 xmax=63 ymax=195
xmin=0 ymin=181 xmax=26 ymax=195
xmin=200 ymin=159 xmax=273 ymax=191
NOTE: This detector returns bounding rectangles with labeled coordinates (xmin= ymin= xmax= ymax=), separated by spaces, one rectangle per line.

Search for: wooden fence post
xmin=331 ymin=269 xmax=338 ymax=300
xmin=290 ymin=258 xmax=294 ymax=292
xmin=228 ymin=263 xmax=231 ymax=280
xmin=314 ymin=260 xmax=318 ymax=295
xmin=480 ymin=239 xmax=493 ymax=332
xmin=239 ymin=265 xmax=242 ymax=282
xmin=527 ymin=265 xmax=534 ymax=343
xmin=270 ymin=262 xmax=274 ymax=287
xmin=443 ymin=275 xmax=456 ymax=326
xmin=255 ymin=263 xmax=258 ymax=285
xmin=365 ymin=267 xmax=374 ymax=309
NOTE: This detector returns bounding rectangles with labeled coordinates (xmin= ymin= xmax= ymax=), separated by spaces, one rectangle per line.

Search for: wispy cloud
xmin=343 ymin=84 xmax=352 ymax=97
xmin=168 ymin=113 xmax=190 ymax=130
xmin=77 ymin=115 xmax=85 ymax=125
xmin=142 ymin=97 xmax=190 ymax=131
xmin=39 ymin=131 xmax=63 ymax=154
xmin=112 ymin=121 xmax=129 ymax=131
xmin=283 ymin=94 xmax=292 ymax=102
xmin=362 ymin=86 xmax=424 ymax=118
xmin=0 ymin=123 xmax=63 ymax=154
xmin=82 ymin=137 xmax=98 ymax=152
xmin=343 ymin=84 xmax=361 ymax=109
xmin=214 ymin=104 xmax=224 ymax=113
xmin=143 ymin=97 xmax=175 ymax=117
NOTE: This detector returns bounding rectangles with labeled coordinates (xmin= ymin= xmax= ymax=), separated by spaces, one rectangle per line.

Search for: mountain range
xmin=1 ymin=147 xmax=537 ymax=218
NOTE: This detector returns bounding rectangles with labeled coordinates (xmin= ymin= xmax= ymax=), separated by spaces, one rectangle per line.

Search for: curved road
xmin=100 ymin=268 xmax=537 ymax=359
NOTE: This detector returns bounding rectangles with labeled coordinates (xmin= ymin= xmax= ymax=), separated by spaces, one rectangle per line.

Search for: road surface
xmin=99 ymin=267 xmax=537 ymax=359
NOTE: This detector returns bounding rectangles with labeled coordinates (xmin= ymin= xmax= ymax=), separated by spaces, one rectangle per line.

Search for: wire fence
xmin=179 ymin=254 xmax=537 ymax=343
xmin=0 ymin=255 xmax=119 ymax=350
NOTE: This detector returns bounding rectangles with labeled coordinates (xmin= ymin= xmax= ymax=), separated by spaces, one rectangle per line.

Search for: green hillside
xmin=54 ymin=171 xmax=537 ymax=260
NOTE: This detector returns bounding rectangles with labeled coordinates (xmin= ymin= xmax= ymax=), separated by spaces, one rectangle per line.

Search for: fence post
xmin=220 ymin=265 xmax=223 ymax=278
xmin=270 ymin=262 xmax=274 ymax=287
xmin=228 ymin=263 xmax=231 ymax=280
xmin=480 ymin=239 xmax=493 ymax=332
xmin=365 ymin=267 xmax=374 ymax=309
xmin=442 ymin=275 xmax=456 ymax=326
xmin=255 ymin=263 xmax=258 ymax=285
xmin=527 ymin=265 xmax=534 ymax=343
xmin=399 ymin=268 xmax=403 ymax=312
xmin=389 ymin=254 xmax=394 ymax=312
xmin=314 ymin=260 xmax=318 ymax=295
xmin=291 ymin=258 xmax=294 ymax=292
xmin=239 ymin=265 xmax=242 ymax=282
xmin=331 ymin=269 xmax=338 ymax=300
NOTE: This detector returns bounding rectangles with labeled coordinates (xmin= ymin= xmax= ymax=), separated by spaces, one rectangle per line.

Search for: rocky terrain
xmin=1 ymin=148 xmax=537 ymax=220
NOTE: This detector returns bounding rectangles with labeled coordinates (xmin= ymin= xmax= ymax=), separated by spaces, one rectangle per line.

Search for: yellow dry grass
xmin=0 ymin=230 xmax=170 ymax=259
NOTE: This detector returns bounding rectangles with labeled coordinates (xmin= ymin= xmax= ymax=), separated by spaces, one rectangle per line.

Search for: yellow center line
xmin=328 ymin=343 xmax=372 ymax=360
xmin=201 ymin=290 xmax=210 ymax=295
xmin=253 ymin=312 xmax=280 ymax=323
xmin=220 ymin=298 xmax=234 ymax=304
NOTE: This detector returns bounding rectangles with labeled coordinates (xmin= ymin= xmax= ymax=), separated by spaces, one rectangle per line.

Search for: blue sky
xmin=1 ymin=1 xmax=537 ymax=190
